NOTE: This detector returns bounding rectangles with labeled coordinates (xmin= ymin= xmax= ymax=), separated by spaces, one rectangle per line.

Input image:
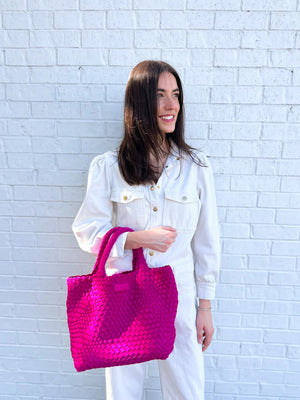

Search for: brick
xmin=30 ymin=66 xmax=80 ymax=83
xmin=80 ymin=0 xmax=131 ymax=9
xmin=243 ymin=0 xmax=297 ymax=10
xmin=264 ymin=329 xmax=299 ymax=345
xmin=241 ymin=343 xmax=285 ymax=357
xmin=227 ymin=208 xmax=275 ymax=224
xmin=185 ymin=67 xmax=235 ymax=85
xmin=57 ymin=120 xmax=105 ymax=137
xmin=31 ymin=0 xmax=78 ymax=9
xmin=281 ymin=177 xmax=300 ymax=192
xmin=80 ymin=102 xmax=102 ymax=119
xmin=31 ymin=11 xmax=53 ymax=29
xmin=233 ymin=141 xmax=282 ymax=158
xmin=81 ymin=138 xmax=120 ymax=154
xmin=263 ymin=87 xmax=286 ymax=104
xmin=6 ymin=84 xmax=55 ymax=101
xmin=109 ymin=49 xmax=161 ymax=66
xmin=215 ymin=11 xmax=268 ymax=30
xmin=231 ymin=175 xmax=280 ymax=191
xmin=57 ymin=48 xmax=106 ymax=66
xmin=54 ymin=11 xmax=81 ymax=28
xmin=215 ymin=49 xmax=267 ymax=67
xmin=223 ymin=239 xmax=271 ymax=255
xmin=107 ymin=11 xmax=137 ymax=29
xmin=0 ymin=30 xmax=29 ymax=48
xmin=211 ymin=86 xmax=262 ymax=104
xmin=270 ymin=272 xmax=300 ymax=286
xmin=161 ymin=11 xmax=214 ymax=29
xmin=8 ymin=120 xmax=56 ymax=136
xmin=288 ymin=105 xmax=300 ymax=123
xmin=2 ymin=11 xmax=31 ymax=29
xmin=30 ymin=30 xmax=80 ymax=47
xmin=82 ymin=30 xmax=133 ymax=48
xmin=186 ymin=104 xmax=234 ymax=121
xmin=242 ymin=314 xmax=288 ymax=329
xmin=136 ymin=11 xmax=160 ymax=29
xmin=0 ymin=0 xmax=26 ymax=9
xmin=252 ymin=224 xmax=299 ymax=240
xmin=262 ymin=123 xmax=300 ymax=140
xmin=37 ymin=171 xmax=83 ymax=186
xmin=7 ymin=153 xmax=33 ymax=169
xmin=81 ymin=11 xmax=105 ymax=29
xmin=283 ymin=141 xmax=300 ymax=158
xmin=6 ymin=49 xmax=56 ymax=66
xmin=217 ymin=192 xmax=256 ymax=207
xmin=236 ymin=105 xmax=287 ymax=122
xmin=219 ymin=327 xmax=263 ymax=342
xmin=238 ymin=67 xmax=291 ymax=85
xmin=0 ymin=102 xmax=30 ymax=118
xmin=188 ymin=0 xmax=240 ymax=10
xmin=270 ymin=50 xmax=300 ymax=67
xmin=241 ymin=31 xmax=295 ymax=49
xmin=32 ymin=102 xmax=80 ymax=118
xmin=272 ymin=241 xmax=300 ymax=256
xmin=271 ymin=11 xmax=300 ymax=29
xmin=133 ymin=0 xmax=184 ymax=9
xmin=135 ymin=30 xmax=186 ymax=48
xmin=3 ymin=137 xmax=32 ymax=152
xmin=57 ymin=84 xmax=105 ymax=102
xmin=210 ymin=123 xmax=261 ymax=140
xmin=188 ymin=30 xmax=241 ymax=48
xmin=249 ymin=255 xmax=296 ymax=272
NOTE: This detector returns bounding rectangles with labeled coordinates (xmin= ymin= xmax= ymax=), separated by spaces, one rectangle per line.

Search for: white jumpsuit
xmin=72 ymin=145 xmax=220 ymax=400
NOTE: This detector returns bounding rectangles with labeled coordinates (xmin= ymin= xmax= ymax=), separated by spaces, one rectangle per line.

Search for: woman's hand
xmin=125 ymin=226 xmax=177 ymax=252
xmin=196 ymin=300 xmax=214 ymax=352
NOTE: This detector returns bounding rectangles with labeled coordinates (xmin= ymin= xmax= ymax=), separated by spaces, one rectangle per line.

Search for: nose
xmin=164 ymin=96 xmax=177 ymax=110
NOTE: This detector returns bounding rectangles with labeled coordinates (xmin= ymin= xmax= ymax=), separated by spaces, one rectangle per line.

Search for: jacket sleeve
xmin=191 ymin=155 xmax=220 ymax=300
xmin=72 ymin=154 xmax=131 ymax=269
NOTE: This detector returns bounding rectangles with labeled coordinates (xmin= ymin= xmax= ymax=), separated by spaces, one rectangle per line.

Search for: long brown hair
xmin=118 ymin=60 xmax=205 ymax=185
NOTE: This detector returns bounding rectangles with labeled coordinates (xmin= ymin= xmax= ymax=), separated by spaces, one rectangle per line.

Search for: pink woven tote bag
xmin=66 ymin=227 xmax=178 ymax=372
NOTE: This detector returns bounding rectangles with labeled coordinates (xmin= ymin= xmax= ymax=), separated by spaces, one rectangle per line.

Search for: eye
xmin=156 ymin=93 xmax=163 ymax=98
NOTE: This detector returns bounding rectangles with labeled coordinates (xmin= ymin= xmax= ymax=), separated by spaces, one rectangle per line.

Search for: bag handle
xmin=92 ymin=227 xmax=145 ymax=277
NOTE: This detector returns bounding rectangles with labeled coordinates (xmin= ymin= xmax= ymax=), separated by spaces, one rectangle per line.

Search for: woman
xmin=72 ymin=60 xmax=220 ymax=400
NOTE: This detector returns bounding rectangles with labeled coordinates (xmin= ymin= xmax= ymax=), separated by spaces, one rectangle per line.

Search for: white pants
xmin=105 ymin=270 xmax=205 ymax=400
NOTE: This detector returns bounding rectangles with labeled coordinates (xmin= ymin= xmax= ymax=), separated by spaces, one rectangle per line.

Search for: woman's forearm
xmin=124 ymin=226 xmax=177 ymax=253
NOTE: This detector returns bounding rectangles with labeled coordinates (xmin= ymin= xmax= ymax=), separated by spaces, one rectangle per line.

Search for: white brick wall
xmin=1 ymin=1 xmax=299 ymax=399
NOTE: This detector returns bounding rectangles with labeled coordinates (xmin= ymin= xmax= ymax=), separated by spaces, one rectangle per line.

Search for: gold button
xmin=182 ymin=196 xmax=187 ymax=201
xmin=165 ymin=165 xmax=168 ymax=168
xmin=150 ymin=186 xmax=154 ymax=191
xmin=177 ymin=157 xmax=180 ymax=160
xmin=149 ymin=251 xmax=154 ymax=256
xmin=157 ymin=185 xmax=160 ymax=189
xmin=153 ymin=206 xmax=158 ymax=212
xmin=123 ymin=195 xmax=128 ymax=201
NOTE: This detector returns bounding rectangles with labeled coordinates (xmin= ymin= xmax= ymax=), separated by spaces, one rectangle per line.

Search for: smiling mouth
xmin=159 ymin=115 xmax=175 ymax=121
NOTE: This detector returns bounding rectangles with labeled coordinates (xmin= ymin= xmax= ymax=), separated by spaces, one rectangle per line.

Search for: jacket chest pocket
xmin=110 ymin=189 xmax=147 ymax=230
xmin=163 ymin=190 xmax=200 ymax=232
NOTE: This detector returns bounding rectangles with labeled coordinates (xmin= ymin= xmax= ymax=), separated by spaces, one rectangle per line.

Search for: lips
xmin=159 ymin=115 xmax=175 ymax=121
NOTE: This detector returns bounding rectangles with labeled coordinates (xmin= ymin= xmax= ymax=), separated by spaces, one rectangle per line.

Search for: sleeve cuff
xmin=196 ymin=282 xmax=216 ymax=300
xmin=110 ymin=232 xmax=130 ymax=258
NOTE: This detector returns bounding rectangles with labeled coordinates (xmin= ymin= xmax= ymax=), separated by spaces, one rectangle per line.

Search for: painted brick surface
xmin=1 ymin=1 xmax=300 ymax=399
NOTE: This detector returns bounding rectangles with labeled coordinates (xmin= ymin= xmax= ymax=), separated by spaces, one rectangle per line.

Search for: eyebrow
xmin=157 ymin=88 xmax=180 ymax=92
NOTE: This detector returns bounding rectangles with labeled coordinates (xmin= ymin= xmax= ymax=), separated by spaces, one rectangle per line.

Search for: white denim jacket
xmin=72 ymin=146 xmax=220 ymax=300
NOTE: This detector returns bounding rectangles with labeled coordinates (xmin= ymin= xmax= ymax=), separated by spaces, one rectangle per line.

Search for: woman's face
xmin=156 ymin=72 xmax=180 ymax=135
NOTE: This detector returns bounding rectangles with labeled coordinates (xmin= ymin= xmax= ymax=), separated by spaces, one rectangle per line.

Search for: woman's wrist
xmin=197 ymin=298 xmax=212 ymax=311
xmin=124 ymin=231 xmax=147 ymax=250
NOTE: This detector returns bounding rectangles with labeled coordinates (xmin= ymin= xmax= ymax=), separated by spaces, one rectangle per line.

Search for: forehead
xmin=157 ymin=72 xmax=178 ymax=88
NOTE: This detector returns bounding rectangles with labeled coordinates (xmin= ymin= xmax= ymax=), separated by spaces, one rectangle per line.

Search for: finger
xmin=197 ymin=329 xmax=203 ymax=345
xmin=202 ymin=332 xmax=213 ymax=352
xmin=162 ymin=226 xmax=177 ymax=232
